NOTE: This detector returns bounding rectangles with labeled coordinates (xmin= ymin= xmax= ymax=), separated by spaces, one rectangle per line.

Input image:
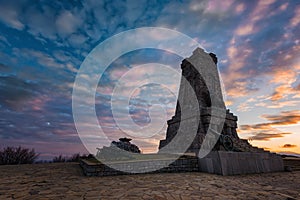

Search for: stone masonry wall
xmin=80 ymin=156 xmax=199 ymax=177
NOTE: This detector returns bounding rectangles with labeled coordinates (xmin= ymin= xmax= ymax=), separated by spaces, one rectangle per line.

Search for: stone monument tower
xmin=159 ymin=48 xmax=238 ymax=153
xmin=158 ymin=48 xmax=284 ymax=175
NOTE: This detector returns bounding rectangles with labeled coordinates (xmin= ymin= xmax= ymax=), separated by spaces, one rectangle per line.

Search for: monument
xmin=158 ymin=48 xmax=284 ymax=175
xmin=81 ymin=48 xmax=284 ymax=176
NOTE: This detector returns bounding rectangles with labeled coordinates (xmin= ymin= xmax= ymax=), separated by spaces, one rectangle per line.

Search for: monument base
xmin=198 ymin=151 xmax=284 ymax=175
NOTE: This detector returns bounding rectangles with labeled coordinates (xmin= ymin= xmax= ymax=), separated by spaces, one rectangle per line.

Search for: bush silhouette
xmin=52 ymin=154 xmax=66 ymax=163
xmin=52 ymin=153 xmax=84 ymax=163
xmin=0 ymin=146 xmax=39 ymax=165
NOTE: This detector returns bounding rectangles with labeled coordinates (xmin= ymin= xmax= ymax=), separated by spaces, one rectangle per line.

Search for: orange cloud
xmin=239 ymin=110 xmax=300 ymax=141
xmin=270 ymin=68 xmax=298 ymax=84
xmin=235 ymin=24 xmax=255 ymax=36
xmin=262 ymin=110 xmax=300 ymax=125
xmin=266 ymin=61 xmax=299 ymax=102
xmin=225 ymin=100 xmax=233 ymax=106
xmin=223 ymin=1 xmax=291 ymax=101
xmin=237 ymin=102 xmax=252 ymax=112
xmin=270 ymin=85 xmax=292 ymax=101
xmin=282 ymin=144 xmax=297 ymax=148
xmin=250 ymin=132 xmax=290 ymax=141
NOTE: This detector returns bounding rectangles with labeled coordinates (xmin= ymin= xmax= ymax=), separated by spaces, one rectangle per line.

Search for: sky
xmin=0 ymin=0 xmax=299 ymax=160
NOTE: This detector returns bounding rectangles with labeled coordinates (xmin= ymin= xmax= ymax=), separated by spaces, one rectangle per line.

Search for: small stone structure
xmin=111 ymin=138 xmax=141 ymax=153
xmin=96 ymin=138 xmax=141 ymax=161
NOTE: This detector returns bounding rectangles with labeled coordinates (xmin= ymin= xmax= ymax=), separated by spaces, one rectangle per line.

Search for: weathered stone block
xmin=198 ymin=151 xmax=284 ymax=175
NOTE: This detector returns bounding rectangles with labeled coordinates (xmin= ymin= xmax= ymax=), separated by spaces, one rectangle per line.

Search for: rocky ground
xmin=0 ymin=161 xmax=299 ymax=200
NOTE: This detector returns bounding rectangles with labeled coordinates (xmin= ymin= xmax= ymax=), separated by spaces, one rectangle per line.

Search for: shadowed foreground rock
xmin=0 ymin=162 xmax=299 ymax=200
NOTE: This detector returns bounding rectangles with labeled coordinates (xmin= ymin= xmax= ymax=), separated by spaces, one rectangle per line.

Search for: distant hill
xmin=278 ymin=151 xmax=300 ymax=158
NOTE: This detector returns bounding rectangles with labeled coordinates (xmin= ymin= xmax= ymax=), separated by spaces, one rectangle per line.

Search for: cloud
xmin=255 ymin=77 xmax=300 ymax=105
xmin=269 ymin=67 xmax=298 ymax=84
xmin=0 ymin=2 xmax=24 ymax=30
xmin=289 ymin=5 xmax=300 ymax=28
xmin=204 ymin=0 xmax=234 ymax=14
xmin=25 ymin=95 xmax=51 ymax=112
xmin=235 ymin=24 xmax=255 ymax=36
xmin=220 ymin=1 xmax=299 ymax=100
xmin=255 ymin=100 xmax=300 ymax=109
xmin=239 ymin=110 xmax=300 ymax=140
xmin=55 ymin=10 xmax=83 ymax=36
xmin=237 ymin=102 xmax=253 ymax=112
xmin=23 ymin=4 xmax=57 ymax=40
xmin=0 ymin=0 xmax=299 ymax=157
xmin=0 ymin=35 xmax=11 ymax=46
xmin=67 ymin=33 xmax=88 ymax=47
xmin=281 ymin=144 xmax=297 ymax=148
xmin=249 ymin=132 xmax=291 ymax=141
xmin=234 ymin=3 xmax=246 ymax=15
xmin=239 ymin=124 xmax=291 ymax=141
xmin=262 ymin=110 xmax=300 ymax=125
xmin=234 ymin=0 xmax=276 ymax=36
xmin=222 ymin=35 xmax=256 ymax=98
xmin=0 ymin=74 xmax=38 ymax=110
xmin=296 ymin=83 xmax=300 ymax=91
xmin=262 ymin=61 xmax=300 ymax=105
xmin=0 ymin=63 xmax=13 ymax=74
xmin=13 ymin=48 xmax=63 ymax=69
xmin=225 ymin=100 xmax=233 ymax=106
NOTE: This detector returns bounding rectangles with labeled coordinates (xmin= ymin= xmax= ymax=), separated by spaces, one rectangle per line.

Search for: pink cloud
xmin=109 ymin=67 xmax=129 ymax=81
xmin=222 ymin=43 xmax=253 ymax=98
xmin=97 ymin=85 xmax=113 ymax=95
xmin=205 ymin=0 xmax=234 ymax=13
xmin=234 ymin=0 xmax=276 ymax=36
xmin=235 ymin=24 xmax=256 ymax=36
xmin=289 ymin=6 xmax=300 ymax=28
xmin=237 ymin=102 xmax=253 ymax=112
xmin=235 ymin=3 xmax=245 ymax=15
xmin=25 ymin=95 xmax=51 ymax=111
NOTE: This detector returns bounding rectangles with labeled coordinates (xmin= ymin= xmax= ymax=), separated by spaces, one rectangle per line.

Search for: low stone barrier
xmin=81 ymin=151 xmax=285 ymax=176
xmin=80 ymin=155 xmax=199 ymax=176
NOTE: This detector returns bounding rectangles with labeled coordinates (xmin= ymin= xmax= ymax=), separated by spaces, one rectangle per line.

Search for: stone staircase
xmin=232 ymin=138 xmax=300 ymax=171
xmin=232 ymin=138 xmax=268 ymax=153
xmin=283 ymin=157 xmax=300 ymax=171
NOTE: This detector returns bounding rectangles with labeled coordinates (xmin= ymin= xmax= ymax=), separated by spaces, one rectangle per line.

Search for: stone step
xmin=230 ymin=138 xmax=272 ymax=154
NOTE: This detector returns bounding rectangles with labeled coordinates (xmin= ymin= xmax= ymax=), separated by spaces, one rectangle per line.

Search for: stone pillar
xmin=159 ymin=48 xmax=232 ymax=154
